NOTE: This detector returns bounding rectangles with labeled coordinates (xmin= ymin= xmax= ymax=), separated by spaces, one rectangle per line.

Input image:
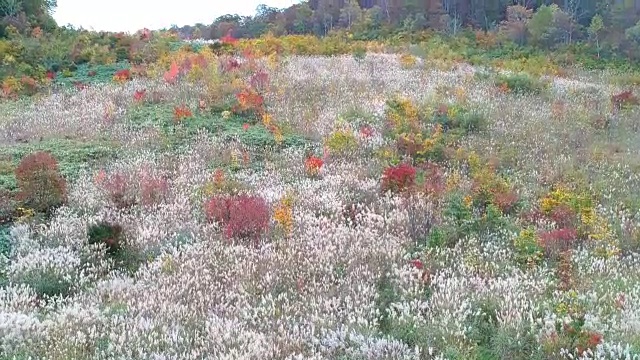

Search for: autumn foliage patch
xmin=204 ymin=194 xmax=270 ymax=241
xmin=15 ymin=152 xmax=67 ymax=214
xmin=173 ymin=105 xmax=193 ymax=123
xmin=381 ymin=163 xmax=416 ymax=193
xmin=113 ymin=69 xmax=131 ymax=83
xmin=304 ymin=155 xmax=324 ymax=177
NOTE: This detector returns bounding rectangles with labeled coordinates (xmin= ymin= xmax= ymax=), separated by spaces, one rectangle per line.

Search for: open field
xmin=1 ymin=53 xmax=640 ymax=359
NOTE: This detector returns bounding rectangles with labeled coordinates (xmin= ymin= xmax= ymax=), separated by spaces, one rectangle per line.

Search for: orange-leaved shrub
xmin=204 ymin=194 xmax=270 ymax=241
xmin=15 ymin=152 xmax=67 ymax=213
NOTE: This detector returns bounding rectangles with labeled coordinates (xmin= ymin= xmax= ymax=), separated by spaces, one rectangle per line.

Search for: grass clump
xmin=495 ymin=73 xmax=548 ymax=95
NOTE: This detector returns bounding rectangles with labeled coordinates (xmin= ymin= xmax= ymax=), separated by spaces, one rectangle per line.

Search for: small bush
xmin=495 ymin=73 xmax=546 ymax=94
xmin=0 ymin=190 xmax=16 ymax=224
xmin=431 ymin=104 xmax=486 ymax=134
xmin=87 ymin=222 xmax=124 ymax=255
xmin=459 ymin=111 xmax=488 ymax=133
xmin=204 ymin=195 xmax=231 ymax=224
xmin=352 ymin=47 xmax=366 ymax=61
xmin=421 ymin=162 xmax=446 ymax=197
xmin=14 ymin=152 xmax=67 ymax=214
xmin=399 ymin=53 xmax=417 ymax=68
xmin=396 ymin=133 xmax=426 ymax=158
xmin=140 ymin=174 xmax=169 ymax=206
xmin=226 ymin=195 xmax=270 ymax=240
xmin=325 ymin=129 xmax=358 ymax=156
xmin=538 ymin=227 xmax=578 ymax=258
xmin=96 ymin=171 xmax=137 ymax=209
xmin=113 ymin=69 xmax=131 ymax=82
xmin=304 ymin=155 xmax=324 ymax=177
xmin=491 ymin=188 xmax=520 ymax=214
xmin=204 ymin=194 xmax=270 ymax=241
xmin=443 ymin=192 xmax=474 ymax=238
xmin=0 ymin=224 xmax=10 ymax=258
xmin=513 ymin=228 xmax=544 ymax=266
xmin=426 ymin=227 xmax=447 ymax=248
xmin=86 ymin=221 xmax=144 ymax=274
xmin=381 ymin=163 xmax=416 ymax=193
xmin=200 ymin=170 xmax=246 ymax=197
xmin=20 ymin=269 xmax=73 ymax=299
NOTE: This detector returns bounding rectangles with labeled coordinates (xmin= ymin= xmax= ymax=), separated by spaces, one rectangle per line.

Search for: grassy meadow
xmin=1 ymin=48 xmax=640 ymax=359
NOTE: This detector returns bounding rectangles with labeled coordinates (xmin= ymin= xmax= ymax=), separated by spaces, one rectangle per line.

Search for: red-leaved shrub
xmin=15 ymin=152 xmax=67 ymax=213
xmin=96 ymin=168 xmax=168 ymax=208
xmin=133 ymin=89 xmax=146 ymax=102
xmin=113 ymin=69 xmax=131 ymax=82
xmin=611 ymin=90 xmax=638 ymax=113
xmin=521 ymin=208 xmax=546 ymax=226
xmin=492 ymin=188 xmax=519 ymax=214
xmin=204 ymin=195 xmax=231 ymax=224
xmin=577 ymin=330 xmax=604 ymax=356
xmin=538 ymin=227 xmax=578 ymax=257
xmin=549 ymin=204 xmax=576 ymax=228
xmin=226 ymin=195 xmax=270 ymax=240
xmin=140 ymin=175 xmax=169 ymax=206
xmin=99 ymin=171 xmax=137 ymax=209
xmin=422 ymin=162 xmax=445 ymax=197
xmin=204 ymin=194 xmax=270 ymax=241
xmin=249 ymin=70 xmax=269 ymax=91
xmin=381 ymin=163 xmax=416 ymax=193
xmin=304 ymin=155 xmax=324 ymax=177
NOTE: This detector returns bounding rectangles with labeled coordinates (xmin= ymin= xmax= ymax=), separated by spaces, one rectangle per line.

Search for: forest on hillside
xmin=3 ymin=0 xmax=640 ymax=61
xmin=169 ymin=0 xmax=640 ymax=59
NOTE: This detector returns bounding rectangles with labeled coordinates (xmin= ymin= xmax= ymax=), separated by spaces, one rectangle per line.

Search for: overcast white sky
xmin=52 ymin=0 xmax=299 ymax=33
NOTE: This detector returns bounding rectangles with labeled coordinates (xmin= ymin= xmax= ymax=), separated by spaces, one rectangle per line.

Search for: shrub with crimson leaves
xmin=538 ymin=227 xmax=578 ymax=258
xmin=381 ymin=163 xmax=416 ymax=193
xmin=204 ymin=194 xmax=270 ymax=241
xmin=15 ymin=152 xmax=67 ymax=214
xmin=204 ymin=195 xmax=231 ymax=224
xmin=140 ymin=174 xmax=169 ymax=206
xmin=98 ymin=171 xmax=137 ymax=209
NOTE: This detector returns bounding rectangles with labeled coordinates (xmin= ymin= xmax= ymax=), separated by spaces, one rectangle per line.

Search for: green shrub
xmin=459 ymin=111 xmax=488 ymax=133
xmin=431 ymin=104 xmax=486 ymax=135
xmin=0 ymin=224 xmax=10 ymax=258
xmin=0 ymin=190 xmax=16 ymax=224
xmin=19 ymin=268 xmax=74 ymax=299
xmin=352 ymin=46 xmax=367 ymax=61
xmin=325 ymin=129 xmax=358 ymax=156
xmin=87 ymin=222 xmax=145 ymax=274
xmin=465 ymin=299 xmax=500 ymax=351
xmin=426 ymin=227 xmax=447 ymax=248
xmin=496 ymin=73 xmax=547 ymax=95
xmin=375 ymin=270 xmax=399 ymax=334
xmin=443 ymin=192 xmax=473 ymax=231
xmin=87 ymin=222 xmax=124 ymax=255
xmin=513 ymin=227 xmax=544 ymax=266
